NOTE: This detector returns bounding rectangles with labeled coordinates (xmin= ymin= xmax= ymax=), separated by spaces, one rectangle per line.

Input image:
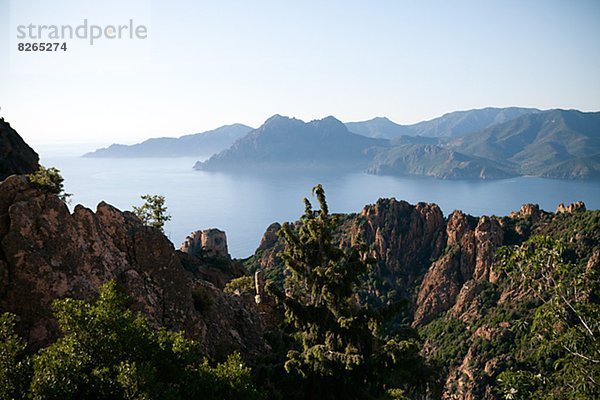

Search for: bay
xmin=41 ymin=154 xmax=600 ymax=258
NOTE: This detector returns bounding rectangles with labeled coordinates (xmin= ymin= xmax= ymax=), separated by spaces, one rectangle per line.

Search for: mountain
xmin=366 ymin=144 xmax=513 ymax=179
xmin=453 ymin=109 xmax=600 ymax=178
xmin=1 ymin=123 xmax=598 ymax=399
xmin=83 ymin=124 xmax=253 ymax=158
xmin=346 ymin=107 xmax=540 ymax=139
xmin=194 ymin=115 xmax=389 ymax=171
xmin=345 ymin=116 xmax=413 ymax=139
xmin=0 ymin=118 xmax=39 ymax=180
xmin=367 ymin=109 xmax=600 ymax=179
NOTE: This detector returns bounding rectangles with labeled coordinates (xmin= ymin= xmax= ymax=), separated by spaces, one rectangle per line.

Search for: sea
xmin=39 ymin=145 xmax=600 ymax=259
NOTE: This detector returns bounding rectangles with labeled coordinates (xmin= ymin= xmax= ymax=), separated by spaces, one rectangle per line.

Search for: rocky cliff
xmin=246 ymin=198 xmax=598 ymax=398
xmin=0 ymin=175 xmax=267 ymax=359
xmin=0 ymin=119 xmax=39 ymax=180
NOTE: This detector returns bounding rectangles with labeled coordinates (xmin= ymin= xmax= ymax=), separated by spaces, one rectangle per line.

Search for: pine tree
xmin=132 ymin=194 xmax=172 ymax=233
xmin=267 ymin=185 xmax=427 ymax=399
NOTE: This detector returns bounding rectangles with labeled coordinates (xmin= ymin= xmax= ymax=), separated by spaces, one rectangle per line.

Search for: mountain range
xmin=1 ymin=120 xmax=598 ymax=399
xmin=85 ymin=107 xmax=600 ymax=179
xmin=345 ymin=107 xmax=540 ymax=139
xmin=84 ymin=124 xmax=252 ymax=158
xmin=194 ymin=115 xmax=387 ymax=171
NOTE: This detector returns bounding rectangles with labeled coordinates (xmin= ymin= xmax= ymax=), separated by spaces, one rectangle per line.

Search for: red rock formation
xmin=0 ymin=175 xmax=268 ymax=358
xmin=356 ymin=199 xmax=446 ymax=300
xmin=555 ymin=201 xmax=586 ymax=214
xmin=180 ymin=228 xmax=229 ymax=258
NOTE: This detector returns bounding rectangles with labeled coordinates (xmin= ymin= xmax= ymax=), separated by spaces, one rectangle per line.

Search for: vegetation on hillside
xmin=27 ymin=166 xmax=72 ymax=202
xmin=0 ymin=282 xmax=261 ymax=400
xmin=265 ymin=185 xmax=429 ymax=399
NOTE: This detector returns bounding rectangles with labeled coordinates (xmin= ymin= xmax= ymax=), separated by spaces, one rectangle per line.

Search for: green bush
xmin=224 ymin=276 xmax=255 ymax=295
xmin=0 ymin=282 xmax=261 ymax=400
xmin=27 ymin=166 xmax=71 ymax=202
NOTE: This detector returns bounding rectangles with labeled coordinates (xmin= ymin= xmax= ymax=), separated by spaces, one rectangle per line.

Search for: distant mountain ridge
xmin=84 ymin=106 xmax=599 ymax=180
xmin=368 ymin=109 xmax=600 ymax=179
xmin=345 ymin=107 xmax=540 ymax=139
xmin=194 ymin=115 xmax=388 ymax=171
xmin=84 ymin=124 xmax=253 ymax=158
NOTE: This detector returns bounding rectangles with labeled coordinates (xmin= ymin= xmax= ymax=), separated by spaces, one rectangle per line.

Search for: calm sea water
xmin=41 ymin=153 xmax=600 ymax=258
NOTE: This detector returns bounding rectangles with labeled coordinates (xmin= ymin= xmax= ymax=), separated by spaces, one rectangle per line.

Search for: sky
xmin=1 ymin=0 xmax=599 ymax=146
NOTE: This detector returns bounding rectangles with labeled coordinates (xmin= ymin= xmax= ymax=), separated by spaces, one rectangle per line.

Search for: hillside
xmin=195 ymin=115 xmax=388 ymax=171
xmin=368 ymin=109 xmax=600 ymax=179
xmin=454 ymin=109 xmax=600 ymax=178
xmin=84 ymin=124 xmax=253 ymax=158
xmin=346 ymin=107 xmax=539 ymax=139
xmin=366 ymin=143 xmax=513 ymax=179
xmin=245 ymin=198 xmax=599 ymax=399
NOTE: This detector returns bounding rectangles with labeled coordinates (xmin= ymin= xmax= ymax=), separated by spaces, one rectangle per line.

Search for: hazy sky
xmin=1 ymin=0 xmax=599 ymax=146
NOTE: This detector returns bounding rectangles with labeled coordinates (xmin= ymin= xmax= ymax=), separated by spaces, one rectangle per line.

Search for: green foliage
xmin=27 ymin=166 xmax=72 ymax=202
xmin=268 ymin=184 xmax=428 ymax=399
xmin=0 ymin=282 xmax=260 ymax=399
xmin=132 ymin=194 xmax=172 ymax=233
xmin=202 ymin=352 xmax=261 ymax=399
xmin=224 ymin=275 xmax=255 ymax=295
xmin=496 ymin=370 xmax=545 ymax=400
xmin=419 ymin=316 xmax=470 ymax=370
xmin=0 ymin=313 xmax=31 ymax=400
xmin=496 ymin=236 xmax=599 ymax=399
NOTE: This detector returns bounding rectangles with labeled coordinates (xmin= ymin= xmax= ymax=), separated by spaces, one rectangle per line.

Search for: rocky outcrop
xmin=0 ymin=176 xmax=267 ymax=358
xmin=355 ymin=199 xmax=446 ymax=300
xmin=413 ymin=211 xmax=477 ymax=325
xmin=556 ymin=201 xmax=586 ymax=214
xmin=0 ymin=119 xmax=39 ymax=180
xmin=257 ymin=222 xmax=281 ymax=251
xmin=180 ymin=228 xmax=229 ymax=258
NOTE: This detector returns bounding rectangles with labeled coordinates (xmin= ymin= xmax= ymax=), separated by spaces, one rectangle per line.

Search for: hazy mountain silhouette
xmin=84 ymin=124 xmax=253 ymax=158
xmin=346 ymin=107 xmax=540 ymax=139
xmin=194 ymin=115 xmax=388 ymax=171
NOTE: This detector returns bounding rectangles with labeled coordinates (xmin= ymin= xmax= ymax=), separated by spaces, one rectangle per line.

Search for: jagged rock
xmin=509 ymin=203 xmax=541 ymax=220
xmin=450 ymin=280 xmax=488 ymax=322
xmin=413 ymin=211 xmax=477 ymax=325
xmin=556 ymin=201 xmax=586 ymax=214
xmin=357 ymin=199 xmax=446 ymax=300
xmin=180 ymin=228 xmax=229 ymax=258
xmin=473 ymin=216 xmax=503 ymax=282
xmin=0 ymin=176 xmax=267 ymax=358
xmin=257 ymin=222 xmax=281 ymax=251
xmin=0 ymin=119 xmax=39 ymax=180
xmin=413 ymin=212 xmax=503 ymax=325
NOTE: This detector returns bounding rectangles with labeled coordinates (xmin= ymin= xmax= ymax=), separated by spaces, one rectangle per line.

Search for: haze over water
xmin=40 ymin=149 xmax=600 ymax=259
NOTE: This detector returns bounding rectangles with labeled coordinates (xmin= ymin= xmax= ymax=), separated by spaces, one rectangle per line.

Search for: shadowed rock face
xmin=0 ymin=119 xmax=39 ymax=180
xmin=0 ymin=176 xmax=268 ymax=358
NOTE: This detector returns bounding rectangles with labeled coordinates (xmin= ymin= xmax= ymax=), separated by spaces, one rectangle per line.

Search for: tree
xmin=496 ymin=236 xmax=599 ymax=399
xmin=267 ymin=185 xmax=427 ymax=399
xmin=132 ymin=194 xmax=172 ymax=233
xmin=27 ymin=281 xmax=261 ymax=400
xmin=0 ymin=313 xmax=31 ymax=400
xmin=27 ymin=166 xmax=72 ymax=202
